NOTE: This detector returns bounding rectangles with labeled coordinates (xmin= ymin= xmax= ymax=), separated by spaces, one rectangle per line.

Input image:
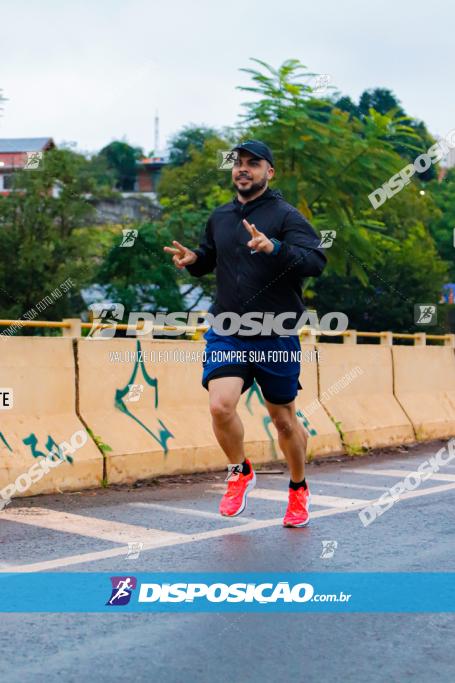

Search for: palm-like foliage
xmin=237 ymin=59 xmax=422 ymax=283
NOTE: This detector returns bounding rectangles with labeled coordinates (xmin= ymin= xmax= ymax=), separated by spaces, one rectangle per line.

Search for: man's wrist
xmin=268 ymin=238 xmax=282 ymax=256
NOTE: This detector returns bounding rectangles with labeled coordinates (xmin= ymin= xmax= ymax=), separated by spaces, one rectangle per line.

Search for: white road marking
xmin=209 ymin=484 xmax=369 ymax=508
xmin=0 ymin=507 xmax=185 ymax=545
xmin=310 ymin=479 xmax=388 ymax=492
xmin=365 ymin=481 xmax=455 ymax=506
xmin=129 ymin=501 xmax=250 ymax=523
xmin=1 ymin=518 xmax=285 ymax=572
xmin=2 ymin=481 xmax=455 ymax=573
xmin=0 ymin=503 xmax=372 ymax=573
xmin=348 ymin=468 xmax=455 ymax=483
xmin=259 ymin=474 xmax=392 ymax=491
xmin=310 ymin=494 xmax=369 ymax=507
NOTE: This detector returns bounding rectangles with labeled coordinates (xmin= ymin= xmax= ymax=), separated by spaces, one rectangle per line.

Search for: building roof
xmin=0 ymin=137 xmax=54 ymax=153
xmin=137 ymin=155 xmax=167 ymax=165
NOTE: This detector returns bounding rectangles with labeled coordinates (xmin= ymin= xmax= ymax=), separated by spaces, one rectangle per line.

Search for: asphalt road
xmin=1 ymin=440 xmax=455 ymax=683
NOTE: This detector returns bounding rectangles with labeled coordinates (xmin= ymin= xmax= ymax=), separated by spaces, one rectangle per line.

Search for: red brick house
xmin=0 ymin=137 xmax=55 ymax=194
xmin=135 ymin=155 xmax=166 ymax=193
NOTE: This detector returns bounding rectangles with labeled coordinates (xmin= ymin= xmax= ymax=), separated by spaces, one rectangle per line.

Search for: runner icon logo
xmin=414 ymin=304 xmax=437 ymax=326
xmin=106 ymin=576 xmax=137 ymax=606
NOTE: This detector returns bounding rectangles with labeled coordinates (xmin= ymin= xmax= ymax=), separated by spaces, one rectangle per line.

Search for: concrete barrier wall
xmin=78 ymin=338 xmax=229 ymax=483
xmin=294 ymin=345 xmax=343 ymax=458
xmin=1 ymin=338 xmax=454 ymax=498
xmin=316 ymin=343 xmax=415 ymax=449
xmin=0 ymin=338 xmax=103 ymax=498
xmin=392 ymin=346 xmax=455 ymax=440
xmin=76 ymin=339 xmax=333 ymax=483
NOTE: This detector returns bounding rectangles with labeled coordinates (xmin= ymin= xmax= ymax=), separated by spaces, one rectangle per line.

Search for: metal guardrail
xmin=0 ymin=319 xmax=71 ymax=329
xmin=0 ymin=318 xmax=454 ymax=346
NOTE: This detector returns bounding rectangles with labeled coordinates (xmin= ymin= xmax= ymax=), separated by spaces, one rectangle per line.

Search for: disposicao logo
xmin=106 ymin=576 xmax=137 ymax=606
xmin=137 ymin=582 xmax=317 ymax=603
xmin=104 ymin=579 xmax=352 ymax=608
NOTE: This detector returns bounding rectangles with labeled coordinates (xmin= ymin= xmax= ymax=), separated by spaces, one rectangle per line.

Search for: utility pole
xmin=154 ymin=110 xmax=159 ymax=155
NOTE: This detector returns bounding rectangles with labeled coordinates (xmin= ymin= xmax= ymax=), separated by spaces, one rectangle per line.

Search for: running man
xmin=164 ymin=140 xmax=327 ymax=527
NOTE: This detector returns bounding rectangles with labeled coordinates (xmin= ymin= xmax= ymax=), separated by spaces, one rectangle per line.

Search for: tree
xmin=153 ymin=60 xmax=449 ymax=323
xmin=334 ymin=88 xmax=437 ymax=181
xmin=157 ymin=135 xmax=235 ymax=307
xmin=237 ymin=58 xmax=421 ymax=284
xmin=82 ymin=152 xmax=118 ymax=190
xmin=358 ymin=88 xmax=405 ymax=118
xmin=167 ymin=125 xmax=220 ymax=167
xmin=96 ymin=222 xmax=184 ymax=314
xmin=236 ymin=59 xmax=448 ymax=326
xmin=97 ymin=141 xmax=144 ymax=191
xmin=426 ymin=167 xmax=455 ymax=280
xmin=313 ymin=226 xmax=448 ymax=333
xmin=0 ymin=148 xmax=112 ymax=326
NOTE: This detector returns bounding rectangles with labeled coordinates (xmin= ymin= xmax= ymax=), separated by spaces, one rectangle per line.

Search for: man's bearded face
xmin=232 ymin=152 xmax=273 ymax=198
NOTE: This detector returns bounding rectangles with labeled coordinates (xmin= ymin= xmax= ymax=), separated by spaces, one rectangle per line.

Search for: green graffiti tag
xmin=46 ymin=435 xmax=74 ymax=464
xmin=0 ymin=431 xmax=13 ymax=452
xmin=245 ymin=381 xmax=318 ymax=458
xmin=114 ymin=340 xmax=174 ymax=454
xmin=296 ymin=409 xmax=317 ymax=437
xmin=22 ymin=433 xmax=73 ymax=464
xmin=245 ymin=381 xmax=278 ymax=458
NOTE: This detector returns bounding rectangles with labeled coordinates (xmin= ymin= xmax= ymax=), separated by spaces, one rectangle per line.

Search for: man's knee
xmin=209 ymin=398 xmax=237 ymax=422
xmin=271 ymin=412 xmax=295 ymax=435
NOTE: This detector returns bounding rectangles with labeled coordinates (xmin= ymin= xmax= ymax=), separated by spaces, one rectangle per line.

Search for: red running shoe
xmin=283 ymin=484 xmax=310 ymax=527
xmin=219 ymin=460 xmax=256 ymax=517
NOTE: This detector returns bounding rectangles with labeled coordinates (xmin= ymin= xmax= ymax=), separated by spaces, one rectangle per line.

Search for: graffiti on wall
xmin=0 ymin=430 xmax=74 ymax=463
xmin=245 ymin=380 xmax=317 ymax=459
xmin=114 ymin=340 xmax=174 ymax=455
xmin=0 ymin=432 xmax=12 ymax=452
xmin=23 ymin=433 xmax=74 ymax=464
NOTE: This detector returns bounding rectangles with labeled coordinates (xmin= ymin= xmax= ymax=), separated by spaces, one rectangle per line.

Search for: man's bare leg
xmin=264 ymin=400 xmax=307 ymax=481
xmin=208 ymin=376 xmax=245 ymax=464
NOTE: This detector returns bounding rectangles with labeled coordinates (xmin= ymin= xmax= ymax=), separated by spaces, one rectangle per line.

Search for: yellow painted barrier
xmin=392 ymin=346 xmax=455 ymax=439
xmin=294 ymin=345 xmax=343 ymax=458
xmin=316 ymin=343 xmax=414 ymax=449
xmin=78 ymin=338 xmax=251 ymax=483
xmin=0 ymin=338 xmax=103 ymax=498
xmin=6 ymin=336 xmax=453 ymax=497
xmin=76 ymin=338 xmax=336 ymax=483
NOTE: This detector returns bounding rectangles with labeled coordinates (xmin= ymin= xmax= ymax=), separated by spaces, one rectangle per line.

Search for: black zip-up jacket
xmin=186 ymin=188 xmax=327 ymax=332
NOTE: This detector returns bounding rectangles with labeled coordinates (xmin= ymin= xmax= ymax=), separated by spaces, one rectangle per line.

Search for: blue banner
xmin=0 ymin=572 xmax=454 ymax=612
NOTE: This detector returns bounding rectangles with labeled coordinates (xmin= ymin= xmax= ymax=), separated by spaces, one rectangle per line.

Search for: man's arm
xmin=163 ymin=218 xmax=216 ymax=272
xmin=185 ymin=217 xmax=217 ymax=277
xmin=272 ymin=208 xmax=327 ymax=277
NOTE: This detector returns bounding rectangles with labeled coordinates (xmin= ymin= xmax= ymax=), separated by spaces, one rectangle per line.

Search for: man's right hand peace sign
xmin=163 ymin=241 xmax=198 ymax=270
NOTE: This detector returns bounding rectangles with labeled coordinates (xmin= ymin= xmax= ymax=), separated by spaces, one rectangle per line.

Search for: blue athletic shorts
xmin=201 ymin=328 xmax=302 ymax=405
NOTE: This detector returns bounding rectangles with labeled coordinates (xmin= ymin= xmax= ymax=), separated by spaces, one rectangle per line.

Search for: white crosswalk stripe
xmin=347 ymin=468 xmax=455 ymax=482
xmin=209 ymin=484 xmax=369 ymax=508
xmin=0 ymin=502 xmax=376 ymax=573
xmin=310 ymin=479 xmax=388 ymax=492
xmin=3 ymin=464 xmax=455 ymax=573
xmin=0 ymin=507 xmax=185 ymax=545
xmin=129 ymin=501 xmax=250 ymax=523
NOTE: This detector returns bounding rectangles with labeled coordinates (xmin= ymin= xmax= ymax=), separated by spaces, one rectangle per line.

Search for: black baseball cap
xmin=232 ymin=140 xmax=274 ymax=167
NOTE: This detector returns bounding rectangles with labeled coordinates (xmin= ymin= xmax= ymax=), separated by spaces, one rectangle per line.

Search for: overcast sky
xmin=1 ymin=0 xmax=453 ymax=155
